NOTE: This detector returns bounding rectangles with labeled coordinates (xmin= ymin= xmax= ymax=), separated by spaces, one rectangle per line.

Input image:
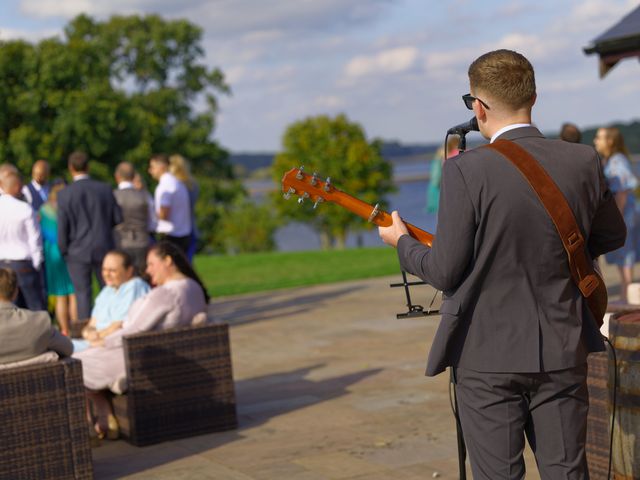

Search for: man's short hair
xmin=1 ymin=171 xmax=22 ymax=192
xmin=468 ymin=49 xmax=536 ymax=110
xmin=68 ymin=151 xmax=89 ymax=172
xmin=149 ymin=153 xmax=169 ymax=166
xmin=32 ymin=159 xmax=50 ymax=175
xmin=560 ymin=123 xmax=581 ymax=143
xmin=115 ymin=161 xmax=136 ymax=181
xmin=0 ymin=163 xmax=18 ymax=179
xmin=0 ymin=268 xmax=18 ymax=300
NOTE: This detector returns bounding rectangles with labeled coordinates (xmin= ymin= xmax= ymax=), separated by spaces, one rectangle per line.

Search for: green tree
xmin=271 ymin=114 xmax=395 ymax=249
xmin=219 ymin=199 xmax=281 ymax=254
xmin=0 ymin=13 xmax=242 ymax=251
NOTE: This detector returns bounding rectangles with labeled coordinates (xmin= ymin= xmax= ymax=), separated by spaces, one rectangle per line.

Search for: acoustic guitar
xmin=281 ymin=167 xmax=606 ymax=327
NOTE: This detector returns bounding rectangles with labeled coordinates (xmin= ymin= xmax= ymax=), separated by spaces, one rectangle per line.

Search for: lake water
xmin=249 ymin=153 xmax=640 ymax=252
xmin=248 ymin=160 xmax=438 ymax=251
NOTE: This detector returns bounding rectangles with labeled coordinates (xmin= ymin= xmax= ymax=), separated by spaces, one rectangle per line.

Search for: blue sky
xmin=0 ymin=0 xmax=638 ymax=152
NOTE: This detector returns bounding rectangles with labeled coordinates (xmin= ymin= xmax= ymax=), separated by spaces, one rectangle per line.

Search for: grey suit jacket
xmin=0 ymin=301 xmax=73 ymax=363
xmin=113 ymin=188 xmax=150 ymax=249
xmin=398 ymin=127 xmax=626 ymax=376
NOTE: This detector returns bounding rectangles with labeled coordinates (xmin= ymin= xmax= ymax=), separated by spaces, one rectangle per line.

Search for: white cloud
xmin=314 ymin=95 xmax=345 ymax=109
xmin=345 ymin=46 xmax=419 ymax=79
xmin=21 ymin=0 xmax=132 ymax=18
xmin=240 ymin=29 xmax=285 ymax=44
xmin=19 ymin=0 xmax=196 ymax=18
xmin=562 ymin=0 xmax=638 ymax=35
xmin=0 ymin=26 xmax=59 ymax=41
xmin=19 ymin=0 xmax=393 ymax=36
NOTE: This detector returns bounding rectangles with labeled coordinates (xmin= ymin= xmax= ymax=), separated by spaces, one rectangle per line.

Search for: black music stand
xmin=390 ymin=270 xmax=440 ymax=319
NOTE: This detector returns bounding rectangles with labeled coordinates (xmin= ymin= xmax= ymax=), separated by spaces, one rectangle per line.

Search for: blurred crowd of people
xmin=0 ymin=151 xmax=209 ymax=443
xmin=0 ymin=151 xmax=201 ymax=332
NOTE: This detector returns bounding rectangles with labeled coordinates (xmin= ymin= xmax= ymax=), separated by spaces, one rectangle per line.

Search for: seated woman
xmin=72 ymin=250 xmax=149 ymax=353
xmin=73 ymin=241 xmax=209 ymax=441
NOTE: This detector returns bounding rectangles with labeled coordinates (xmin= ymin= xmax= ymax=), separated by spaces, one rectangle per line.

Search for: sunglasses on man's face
xmin=462 ymin=93 xmax=490 ymax=110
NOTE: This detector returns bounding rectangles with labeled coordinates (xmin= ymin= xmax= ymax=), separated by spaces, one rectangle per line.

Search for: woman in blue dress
xmin=594 ymin=127 xmax=639 ymax=302
xmin=40 ymin=182 xmax=76 ymax=335
xmin=73 ymin=250 xmax=149 ymax=353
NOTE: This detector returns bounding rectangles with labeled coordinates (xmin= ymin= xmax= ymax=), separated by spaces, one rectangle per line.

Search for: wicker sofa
xmin=111 ymin=321 xmax=237 ymax=446
xmin=0 ymin=357 xmax=93 ymax=480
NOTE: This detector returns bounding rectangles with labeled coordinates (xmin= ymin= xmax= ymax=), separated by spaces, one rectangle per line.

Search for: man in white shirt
xmin=21 ymin=159 xmax=51 ymax=211
xmin=0 ymin=171 xmax=46 ymax=310
xmin=148 ymin=154 xmax=192 ymax=255
xmin=0 ymin=163 xmax=18 ymax=195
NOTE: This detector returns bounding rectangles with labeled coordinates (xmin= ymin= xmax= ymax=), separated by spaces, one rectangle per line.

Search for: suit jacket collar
xmin=496 ymin=126 xmax=545 ymax=141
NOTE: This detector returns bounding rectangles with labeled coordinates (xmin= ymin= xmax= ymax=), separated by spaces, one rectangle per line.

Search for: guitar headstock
xmin=281 ymin=166 xmax=337 ymax=208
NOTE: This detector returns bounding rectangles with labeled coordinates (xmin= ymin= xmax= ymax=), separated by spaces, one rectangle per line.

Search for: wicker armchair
xmin=0 ymin=358 xmax=93 ymax=480
xmin=586 ymin=351 xmax=610 ymax=479
xmin=112 ymin=322 xmax=237 ymax=446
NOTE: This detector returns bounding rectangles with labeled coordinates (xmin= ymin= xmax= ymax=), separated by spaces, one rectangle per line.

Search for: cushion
xmin=0 ymin=351 xmax=60 ymax=370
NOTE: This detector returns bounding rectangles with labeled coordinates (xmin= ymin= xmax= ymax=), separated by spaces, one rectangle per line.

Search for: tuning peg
xmin=296 ymin=166 xmax=305 ymax=180
xmin=324 ymin=177 xmax=332 ymax=192
xmin=283 ymin=187 xmax=295 ymax=200
xmin=313 ymin=197 xmax=324 ymax=209
xmin=310 ymin=172 xmax=319 ymax=186
xmin=298 ymin=192 xmax=310 ymax=204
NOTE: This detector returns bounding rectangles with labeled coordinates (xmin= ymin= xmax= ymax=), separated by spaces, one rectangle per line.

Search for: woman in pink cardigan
xmin=74 ymin=241 xmax=209 ymax=441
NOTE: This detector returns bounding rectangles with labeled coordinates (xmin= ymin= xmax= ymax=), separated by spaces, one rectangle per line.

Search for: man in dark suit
xmin=57 ymin=151 xmax=122 ymax=320
xmin=22 ymin=159 xmax=50 ymax=211
xmin=379 ymin=49 xmax=626 ymax=478
xmin=0 ymin=267 xmax=72 ymax=365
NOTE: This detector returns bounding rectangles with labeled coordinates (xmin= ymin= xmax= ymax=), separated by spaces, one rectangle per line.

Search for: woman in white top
xmin=74 ymin=241 xmax=209 ymax=440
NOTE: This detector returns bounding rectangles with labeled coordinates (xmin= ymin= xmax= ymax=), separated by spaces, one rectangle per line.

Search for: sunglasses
xmin=462 ymin=93 xmax=490 ymax=110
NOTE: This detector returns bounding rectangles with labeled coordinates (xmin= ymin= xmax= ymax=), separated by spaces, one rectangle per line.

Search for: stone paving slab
xmin=92 ymin=262 xmax=624 ymax=479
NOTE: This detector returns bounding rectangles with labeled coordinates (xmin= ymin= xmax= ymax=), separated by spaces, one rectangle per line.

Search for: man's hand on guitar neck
xmin=378 ymin=211 xmax=410 ymax=248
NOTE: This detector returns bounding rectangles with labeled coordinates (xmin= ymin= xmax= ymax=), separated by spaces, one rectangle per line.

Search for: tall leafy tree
xmin=0 ymin=13 xmax=244 ymax=251
xmin=271 ymin=114 xmax=395 ymax=249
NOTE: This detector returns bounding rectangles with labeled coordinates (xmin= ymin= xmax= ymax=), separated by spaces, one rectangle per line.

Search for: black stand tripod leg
xmin=450 ymin=368 xmax=467 ymax=480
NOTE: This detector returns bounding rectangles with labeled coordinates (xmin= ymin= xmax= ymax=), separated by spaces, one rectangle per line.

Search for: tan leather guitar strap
xmin=485 ymin=139 xmax=600 ymax=299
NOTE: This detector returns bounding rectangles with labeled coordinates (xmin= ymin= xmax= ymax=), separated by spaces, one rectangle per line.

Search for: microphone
xmin=447 ymin=117 xmax=479 ymax=135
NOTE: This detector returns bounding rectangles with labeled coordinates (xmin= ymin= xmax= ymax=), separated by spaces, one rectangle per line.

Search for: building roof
xmin=584 ymin=5 xmax=640 ymax=77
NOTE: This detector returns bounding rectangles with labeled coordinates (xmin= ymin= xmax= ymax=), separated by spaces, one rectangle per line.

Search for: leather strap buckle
xmin=579 ymin=274 xmax=599 ymax=297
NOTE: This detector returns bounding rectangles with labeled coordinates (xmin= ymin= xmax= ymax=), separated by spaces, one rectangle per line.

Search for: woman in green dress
xmin=426 ymin=135 xmax=460 ymax=214
xmin=40 ymin=181 xmax=76 ymax=335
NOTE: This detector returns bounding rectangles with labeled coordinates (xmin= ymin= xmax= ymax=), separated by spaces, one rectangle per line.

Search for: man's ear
xmin=530 ymin=93 xmax=537 ymax=107
xmin=473 ymin=98 xmax=487 ymax=123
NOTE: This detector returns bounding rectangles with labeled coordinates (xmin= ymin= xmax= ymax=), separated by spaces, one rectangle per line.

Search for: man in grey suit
xmin=113 ymin=161 xmax=150 ymax=276
xmin=0 ymin=268 xmax=72 ymax=364
xmin=379 ymin=49 xmax=626 ymax=479
xmin=57 ymin=151 xmax=122 ymax=320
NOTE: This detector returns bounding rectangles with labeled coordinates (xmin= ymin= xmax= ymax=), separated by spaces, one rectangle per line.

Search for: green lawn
xmin=194 ymin=247 xmax=402 ymax=297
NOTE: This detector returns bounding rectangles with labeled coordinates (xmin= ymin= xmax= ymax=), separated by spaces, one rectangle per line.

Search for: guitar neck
xmin=331 ymin=190 xmax=434 ymax=248
xmin=281 ymin=167 xmax=435 ymax=248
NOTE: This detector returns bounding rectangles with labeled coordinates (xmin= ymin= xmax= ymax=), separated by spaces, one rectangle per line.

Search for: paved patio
xmin=91 ymin=262 xmax=624 ymax=479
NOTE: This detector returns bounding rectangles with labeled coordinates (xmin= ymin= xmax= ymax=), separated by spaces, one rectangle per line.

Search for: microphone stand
xmin=445 ymin=127 xmax=473 ymax=480
xmin=458 ymin=133 xmax=467 ymax=152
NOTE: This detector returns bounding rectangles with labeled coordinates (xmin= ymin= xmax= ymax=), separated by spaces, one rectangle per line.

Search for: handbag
xmin=486 ymin=139 xmax=607 ymax=327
